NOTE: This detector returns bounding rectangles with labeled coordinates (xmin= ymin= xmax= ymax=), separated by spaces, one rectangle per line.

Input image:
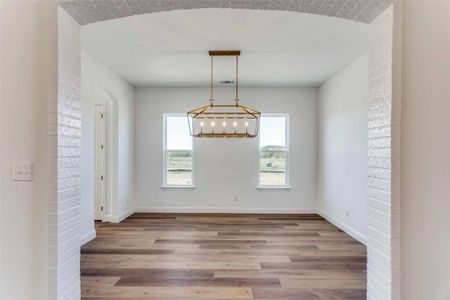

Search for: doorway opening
xmin=52 ymin=3 xmax=402 ymax=300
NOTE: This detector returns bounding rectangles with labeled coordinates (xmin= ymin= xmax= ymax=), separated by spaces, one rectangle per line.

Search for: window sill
xmin=161 ymin=185 xmax=196 ymax=190
xmin=256 ymin=185 xmax=292 ymax=190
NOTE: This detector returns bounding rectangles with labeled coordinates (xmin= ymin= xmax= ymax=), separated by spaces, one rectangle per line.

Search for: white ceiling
xmin=81 ymin=9 xmax=369 ymax=87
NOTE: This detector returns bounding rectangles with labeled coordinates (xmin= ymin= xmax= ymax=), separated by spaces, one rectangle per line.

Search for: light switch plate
xmin=13 ymin=162 xmax=33 ymax=181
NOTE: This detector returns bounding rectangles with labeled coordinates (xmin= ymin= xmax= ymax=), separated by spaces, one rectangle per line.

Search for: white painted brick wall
xmin=60 ymin=0 xmax=393 ymax=25
xmin=53 ymin=2 xmax=401 ymax=299
xmin=367 ymin=3 xmax=402 ymax=300
xmin=48 ymin=7 xmax=81 ymax=300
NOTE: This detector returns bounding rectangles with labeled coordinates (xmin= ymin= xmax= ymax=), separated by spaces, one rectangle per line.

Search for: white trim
xmin=161 ymin=185 xmax=196 ymax=189
xmin=109 ymin=207 xmax=135 ymax=223
xmin=317 ymin=208 xmax=367 ymax=245
xmin=135 ymin=207 xmax=316 ymax=214
xmin=163 ymin=113 xmax=194 ymax=187
xmin=94 ymin=104 xmax=106 ymax=221
xmin=256 ymin=185 xmax=291 ymax=190
xmin=80 ymin=229 xmax=96 ymax=246
xmin=103 ymin=214 xmax=113 ymax=222
xmin=258 ymin=113 xmax=290 ymax=187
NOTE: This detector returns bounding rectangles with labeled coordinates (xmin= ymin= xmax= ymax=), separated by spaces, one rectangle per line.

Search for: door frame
xmin=94 ymin=104 xmax=106 ymax=221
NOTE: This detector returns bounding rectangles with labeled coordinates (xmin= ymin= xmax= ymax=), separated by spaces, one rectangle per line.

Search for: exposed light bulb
xmin=245 ymin=121 xmax=249 ymax=127
xmin=222 ymin=121 xmax=227 ymax=127
xmin=211 ymin=121 xmax=215 ymax=127
xmin=233 ymin=121 xmax=237 ymax=127
xmin=200 ymin=121 xmax=204 ymax=127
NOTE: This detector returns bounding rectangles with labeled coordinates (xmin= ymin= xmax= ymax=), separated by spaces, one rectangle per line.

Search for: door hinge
xmin=101 ymin=113 xmax=104 ymax=118
xmin=101 ymin=175 xmax=104 ymax=180
xmin=101 ymin=206 xmax=104 ymax=211
xmin=101 ymin=144 xmax=104 ymax=150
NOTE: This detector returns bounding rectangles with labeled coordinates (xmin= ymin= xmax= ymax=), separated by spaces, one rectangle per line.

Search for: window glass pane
xmin=259 ymin=116 xmax=287 ymax=186
xmin=166 ymin=116 xmax=192 ymax=150
xmin=166 ymin=150 xmax=192 ymax=185
xmin=259 ymin=117 xmax=286 ymax=148
xmin=165 ymin=116 xmax=192 ymax=185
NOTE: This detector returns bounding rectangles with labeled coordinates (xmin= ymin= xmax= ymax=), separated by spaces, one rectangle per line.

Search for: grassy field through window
xmin=259 ymin=146 xmax=286 ymax=185
xmin=166 ymin=150 xmax=192 ymax=185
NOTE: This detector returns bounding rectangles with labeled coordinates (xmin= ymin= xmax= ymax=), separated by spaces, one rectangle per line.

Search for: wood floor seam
xmin=81 ymin=213 xmax=367 ymax=299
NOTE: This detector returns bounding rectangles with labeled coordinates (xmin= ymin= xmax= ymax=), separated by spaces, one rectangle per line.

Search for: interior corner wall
xmin=0 ymin=1 xmax=57 ymax=299
xmin=367 ymin=4 xmax=402 ymax=300
xmin=317 ymin=54 xmax=369 ymax=244
xmin=134 ymin=87 xmax=317 ymax=213
xmin=401 ymin=1 xmax=450 ymax=298
xmin=48 ymin=7 xmax=82 ymax=300
xmin=80 ymin=51 xmax=135 ymax=233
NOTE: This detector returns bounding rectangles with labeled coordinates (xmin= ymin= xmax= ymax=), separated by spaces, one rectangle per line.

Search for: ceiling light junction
xmin=187 ymin=50 xmax=261 ymax=138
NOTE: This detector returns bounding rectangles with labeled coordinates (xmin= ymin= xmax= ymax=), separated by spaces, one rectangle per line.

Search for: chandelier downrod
xmin=235 ymin=55 xmax=239 ymax=105
xmin=208 ymin=50 xmax=241 ymax=106
xmin=187 ymin=50 xmax=260 ymax=138
xmin=210 ymin=55 xmax=214 ymax=104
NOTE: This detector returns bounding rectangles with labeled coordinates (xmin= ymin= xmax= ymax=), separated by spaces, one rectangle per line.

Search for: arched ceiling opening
xmin=81 ymin=8 xmax=370 ymax=87
xmin=64 ymin=1 xmax=392 ymax=87
xmin=60 ymin=0 xmax=392 ymax=25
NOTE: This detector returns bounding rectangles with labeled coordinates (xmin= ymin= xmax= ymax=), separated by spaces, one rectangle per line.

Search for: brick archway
xmin=61 ymin=0 xmax=392 ymax=25
xmin=53 ymin=2 xmax=401 ymax=299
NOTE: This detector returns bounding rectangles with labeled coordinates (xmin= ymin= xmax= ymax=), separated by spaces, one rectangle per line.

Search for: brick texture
xmin=367 ymin=3 xmax=402 ymax=300
xmin=53 ymin=1 xmax=401 ymax=299
xmin=60 ymin=0 xmax=393 ymax=25
xmin=48 ymin=7 xmax=82 ymax=300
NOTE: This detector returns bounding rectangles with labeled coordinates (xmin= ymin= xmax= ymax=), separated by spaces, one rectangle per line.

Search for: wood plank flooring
xmin=81 ymin=213 xmax=367 ymax=299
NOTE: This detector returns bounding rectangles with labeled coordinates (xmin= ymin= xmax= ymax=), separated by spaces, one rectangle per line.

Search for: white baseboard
xmin=134 ymin=207 xmax=317 ymax=214
xmin=317 ymin=209 xmax=367 ymax=245
xmin=80 ymin=229 xmax=96 ymax=246
xmin=110 ymin=207 xmax=135 ymax=223
xmin=103 ymin=214 xmax=113 ymax=222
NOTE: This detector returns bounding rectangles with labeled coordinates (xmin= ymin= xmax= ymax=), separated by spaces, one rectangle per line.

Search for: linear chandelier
xmin=187 ymin=50 xmax=261 ymax=138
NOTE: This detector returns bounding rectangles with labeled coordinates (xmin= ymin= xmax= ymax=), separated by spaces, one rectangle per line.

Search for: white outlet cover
xmin=12 ymin=162 xmax=33 ymax=181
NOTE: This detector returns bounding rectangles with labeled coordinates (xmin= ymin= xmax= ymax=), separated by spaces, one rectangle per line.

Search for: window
xmin=163 ymin=114 xmax=193 ymax=186
xmin=258 ymin=114 xmax=289 ymax=186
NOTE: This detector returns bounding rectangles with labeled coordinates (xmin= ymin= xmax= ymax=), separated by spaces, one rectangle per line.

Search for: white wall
xmin=49 ymin=7 xmax=82 ymax=300
xmin=365 ymin=4 xmax=403 ymax=299
xmin=0 ymin=1 xmax=56 ymax=299
xmin=80 ymin=51 xmax=135 ymax=240
xmin=317 ymin=54 xmax=369 ymax=244
xmin=135 ymin=87 xmax=317 ymax=213
xmin=401 ymin=1 xmax=450 ymax=298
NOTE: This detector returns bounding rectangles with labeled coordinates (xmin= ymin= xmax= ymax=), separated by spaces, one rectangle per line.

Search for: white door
xmin=94 ymin=104 xmax=105 ymax=221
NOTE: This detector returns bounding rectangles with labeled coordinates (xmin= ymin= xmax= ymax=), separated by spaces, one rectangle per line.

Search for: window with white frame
xmin=163 ymin=114 xmax=193 ymax=186
xmin=258 ymin=114 xmax=289 ymax=186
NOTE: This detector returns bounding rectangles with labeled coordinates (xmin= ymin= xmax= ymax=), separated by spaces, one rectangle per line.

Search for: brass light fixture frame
xmin=187 ymin=50 xmax=261 ymax=138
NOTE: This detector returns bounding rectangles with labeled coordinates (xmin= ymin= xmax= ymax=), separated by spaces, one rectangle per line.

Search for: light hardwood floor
xmin=81 ymin=213 xmax=367 ymax=299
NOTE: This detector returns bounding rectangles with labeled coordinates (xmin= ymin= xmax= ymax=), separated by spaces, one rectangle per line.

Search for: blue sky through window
xmin=259 ymin=116 xmax=286 ymax=148
xmin=166 ymin=116 xmax=192 ymax=150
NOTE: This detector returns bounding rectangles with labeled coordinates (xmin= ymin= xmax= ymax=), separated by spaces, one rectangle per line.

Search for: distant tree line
xmin=167 ymin=150 xmax=191 ymax=158
xmin=259 ymin=145 xmax=286 ymax=159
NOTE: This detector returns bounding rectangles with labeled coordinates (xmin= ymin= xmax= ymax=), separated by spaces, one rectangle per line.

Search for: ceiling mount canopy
xmin=187 ymin=50 xmax=261 ymax=138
